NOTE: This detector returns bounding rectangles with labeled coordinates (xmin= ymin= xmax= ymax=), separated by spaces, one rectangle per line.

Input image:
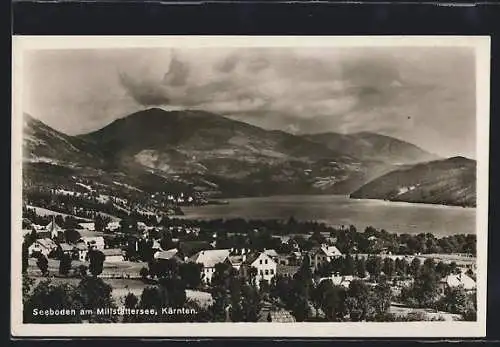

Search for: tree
xmin=437 ymin=286 xmax=476 ymax=319
xmin=312 ymin=280 xmax=346 ymax=321
xmin=366 ymin=256 xmax=382 ymax=281
xmin=24 ymin=279 xmax=82 ymax=323
xmin=138 ymin=239 xmax=154 ymax=262
xmin=346 ymin=280 xmax=373 ymax=321
xmin=88 ymin=249 xmax=105 ymax=277
xmin=123 ymin=292 xmax=139 ymax=323
xmin=139 ymin=266 xmax=149 ymax=280
xmin=288 ymin=256 xmax=314 ymax=321
xmin=342 ymin=254 xmax=355 ymax=276
xmin=321 ymin=284 xmax=346 ymax=321
xmin=383 ymin=258 xmax=395 ymax=280
xmin=36 ymin=254 xmax=49 ymax=276
xmin=402 ymin=259 xmax=439 ymax=309
xmin=410 ymin=257 xmax=421 ymax=277
xmin=241 ymin=283 xmax=262 ymax=322
xmin=22 ymin=275 xmax=35 ymax=305
xmin=372 ymin=282 xmax=392 ymax=319
xmin=75 ymin=276 xmax=117 ymax=322
xmin=395 ymin=258 xmax=408 ymax=278
xmin=290 ymin=285 xmax=310 ymax=322
xmin=64 ymin=229 xmax=81 ymax=244
xmin=229 ymin=277 xmax=243 ymax=322
xmin=158 ymin=276 xmax=187 ymax=310
xmin=22 ymin=242 xmax=29 ymax=274
xmin=356 ymin=256 xmax=367 ymax=278
xmin=94 ymin=214 xmax=105 ymax=232
xmin=179 ymin=262 xmax=203 ymax=289
xmin=59 ymin=253 xmax=72 ymax=276
xmin=209 ymin=262 xmax=236 ymax=322
xmin=77 ymin=264 xmax=88 ymax=278
xmin=270 ymin=275 xmax=293 ymax=307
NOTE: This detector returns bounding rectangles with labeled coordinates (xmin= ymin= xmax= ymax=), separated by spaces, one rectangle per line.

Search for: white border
xmin=11 ymin=36 xmax=490 ymax=338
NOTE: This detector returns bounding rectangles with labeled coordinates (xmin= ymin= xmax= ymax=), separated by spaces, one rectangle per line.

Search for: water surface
xmin=181 ymin=195 xmax=476 ymax=236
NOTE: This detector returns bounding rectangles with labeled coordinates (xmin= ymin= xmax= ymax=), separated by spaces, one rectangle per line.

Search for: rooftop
xmin=190 ymin=249 xmax=230 ymax=268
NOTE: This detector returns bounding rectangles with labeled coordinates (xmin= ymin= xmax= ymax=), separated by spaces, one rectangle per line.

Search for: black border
xmin=9 ymin=1 xmax=500 ymax=344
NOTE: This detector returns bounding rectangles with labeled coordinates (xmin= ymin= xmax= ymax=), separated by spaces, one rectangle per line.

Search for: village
xmin=22 ymin=201 xmax=478 ymax=323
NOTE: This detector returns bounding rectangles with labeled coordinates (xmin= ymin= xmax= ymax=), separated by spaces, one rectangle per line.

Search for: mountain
xmin=80 ymin=108 xmax=352 ymax=169
xmin=79 ymin=108 xmax=379 ymax=195
xmin=350 ymin=156 xmax=476 ymax=207
xmin=26 ymin=109 xmax=466 ymax=202
xmin=23 ymin=113 xmax=105 ymax=167
xmin=303 ymin=131 xmax=439 ymax=165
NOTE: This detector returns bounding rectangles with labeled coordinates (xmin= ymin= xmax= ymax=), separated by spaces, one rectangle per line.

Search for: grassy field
xmin=27 ymin=259 xmax=213 ymax=307
xmin=28 ymin=258 xmax=147 ymax=276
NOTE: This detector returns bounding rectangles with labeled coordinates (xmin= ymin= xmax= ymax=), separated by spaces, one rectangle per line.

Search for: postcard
xmin=11 ymin=35 xmax=490 ymax=337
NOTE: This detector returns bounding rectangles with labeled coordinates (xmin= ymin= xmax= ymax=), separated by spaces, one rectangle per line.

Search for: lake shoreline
xmin=205 ymin=194 xmax=476 ymax=211
xmin=179 ymin=194 xmax=476 ymax=236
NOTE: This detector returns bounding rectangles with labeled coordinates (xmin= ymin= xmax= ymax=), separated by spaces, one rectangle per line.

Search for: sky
xmin=22 ymin=46 xmax=477 ymax=159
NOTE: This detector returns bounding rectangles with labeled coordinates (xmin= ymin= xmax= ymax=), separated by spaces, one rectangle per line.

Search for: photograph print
xmin=11 ymin=36 xmax=490 ymax=337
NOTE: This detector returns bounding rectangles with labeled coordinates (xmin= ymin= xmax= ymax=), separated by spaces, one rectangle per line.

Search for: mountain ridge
xmin=350 ymin=156 xmax=476 ymax=207
xmin=23 ymin=109 xmax=475 ymax=204
xmin=303 ymin=130 xmax=440 ymax=165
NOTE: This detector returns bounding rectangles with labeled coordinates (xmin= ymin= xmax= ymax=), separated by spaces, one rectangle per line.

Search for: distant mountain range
xmin=22 ymin=108 xmax=476 ymax=206
xmin=303 ymin=131 xmax=440 ymax=165
xmin=23 ymin=113 xmax=105 ymax=167
xmin=350 ymin=156 xmax=476 ymax=207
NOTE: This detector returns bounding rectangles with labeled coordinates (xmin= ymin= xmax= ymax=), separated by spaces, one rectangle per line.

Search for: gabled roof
xmin=36 ymin=238 xmax=57 ymax=249
xmin=442 ymin=273 xmax=476 ymax=290
xmin=155 ymin=248 xmax=179 ymax=260
xmin=249 ymin=252 xmax=277 ymax=267
xmin=263 ymin=249 xmax=279 ymax=258
xmin=229 ymin=255 xmax=244 ymax=266
xmin=59 ymin=243 xmax=73 ymax=252
xmin=242 ymin=252 xmax=260 ymax=266
xmin=319 ymin=245 xmax=342 ymax=257
xmin=189 ymin=249 xmax=230 ymax=268
xmin=179 ymin=241 xmax=213 ymax=258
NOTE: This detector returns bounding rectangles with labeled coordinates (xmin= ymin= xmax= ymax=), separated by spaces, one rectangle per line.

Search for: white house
xmin=103 ymin=248 xmax=124 ymax=262
xmin=250 ymin=252 xmax=277 ymax=284
xmin=106 ymin=221 xmax=121 ymax=232
xmin=318 ymin=273 xmax=354 ymax=288
xmin=28 ymin=238 xmax=57 ymax=257
xmin=439 ymin=272 xmax=476 ymax=293
xmin=312 ymin=244 xmax=342 ymax=270
xmin=75 ymin=242 xmax=88 ymax=261
xmin=190 ymin=249 xmax=231 ymax=285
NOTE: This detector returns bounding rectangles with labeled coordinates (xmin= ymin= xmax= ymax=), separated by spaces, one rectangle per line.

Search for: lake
xmin=181 ymin=195 xmax=476 ymax=236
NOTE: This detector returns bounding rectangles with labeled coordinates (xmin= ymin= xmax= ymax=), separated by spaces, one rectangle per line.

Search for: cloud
xmin=25 ymin=46 xmax=476 ymax=158
xmin=118 ymin=71 xmax=171 ymax=106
